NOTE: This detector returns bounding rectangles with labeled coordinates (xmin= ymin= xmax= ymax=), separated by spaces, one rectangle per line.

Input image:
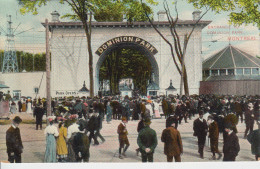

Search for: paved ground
xmin=0 ymin=113 xmax=257 ymax=163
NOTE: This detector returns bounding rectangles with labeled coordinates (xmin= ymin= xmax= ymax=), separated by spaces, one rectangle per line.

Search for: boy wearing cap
xmin=208 ymin=115 xmax=222 ymax=160
xmin=6 ymin=116 xmax=23 ymax=163
xmin=117 ymin=117 xmax=130 ymax=159
xmin=223 ymin=123 xmax=240 ymax=161
xmin=137 ymin=118 xmax=158 ymax=162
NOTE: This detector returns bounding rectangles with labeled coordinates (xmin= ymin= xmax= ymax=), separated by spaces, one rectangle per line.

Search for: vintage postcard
xmin=0 ymin=0 xmax=259 ymax=168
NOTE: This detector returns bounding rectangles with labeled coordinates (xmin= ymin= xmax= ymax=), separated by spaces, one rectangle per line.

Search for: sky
xmin=0 ymin=0 xmax=259 ymax=59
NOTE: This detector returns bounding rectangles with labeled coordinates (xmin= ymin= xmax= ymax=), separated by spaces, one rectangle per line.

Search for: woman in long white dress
xmin=26 ymin=100 xmax=32 ymax=114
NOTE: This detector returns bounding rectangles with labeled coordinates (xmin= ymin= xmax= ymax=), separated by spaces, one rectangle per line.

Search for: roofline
xmin=42 ymin=20 xmax=212 ymax=30
xmin=203 ymin=67 xmax=260 ymax=70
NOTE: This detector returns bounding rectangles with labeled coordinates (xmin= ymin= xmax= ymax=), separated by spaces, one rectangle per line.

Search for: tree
xmin=141 ymin=0 xmax=209 ymax=96
xmin=18 ymin=0 xmax=157 ymax=98
xmin=188 ymin=0 xmax=260 ymax=28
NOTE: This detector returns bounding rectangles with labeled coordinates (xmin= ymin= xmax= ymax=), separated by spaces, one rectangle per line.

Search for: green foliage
xmin=0 ymin=50 xmax=46 ymax=72
xmin=187 ymin=0 xmax=260 ymax=28
xmin=18 ymin=0 xmax=157 ymax=22
xmin=99 ymin=48 xmax=152 ymax=95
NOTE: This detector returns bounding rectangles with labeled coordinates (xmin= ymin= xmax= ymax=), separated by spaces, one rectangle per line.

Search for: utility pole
xmin=45 ymin=19 xmax=51 ymax=122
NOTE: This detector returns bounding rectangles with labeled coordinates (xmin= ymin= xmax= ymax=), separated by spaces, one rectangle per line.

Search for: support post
xmin=45 ymin=19 xmax=51 ymax=124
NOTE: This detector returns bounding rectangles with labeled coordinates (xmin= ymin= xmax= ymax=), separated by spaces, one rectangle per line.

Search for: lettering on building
xmin=95 ymin=36 xmax=158 ymax=56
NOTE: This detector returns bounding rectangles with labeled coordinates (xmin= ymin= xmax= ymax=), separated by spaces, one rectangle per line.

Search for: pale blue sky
xmin=0 ymin=0 xmax=259 ymax=58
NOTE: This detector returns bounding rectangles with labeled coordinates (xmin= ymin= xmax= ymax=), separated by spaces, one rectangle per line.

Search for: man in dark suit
xmin=137 ymin=118 xmax=158 ymax=162
xmin=193 ymin=110 xmax=208 ymax=159
xmin=161 ymin=116 xmax=183 ymax=162
xmin=247 ymin=117 xmax=260 ymax=161
xmin=6 ymin=116 xmax=23 ymax=163
xmin=223 ymin=123 xmax=240 ymax=161
xmin=33 ymin=104 xmax=45 ymax=130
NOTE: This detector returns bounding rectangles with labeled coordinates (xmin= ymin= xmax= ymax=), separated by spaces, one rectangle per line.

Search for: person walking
xmin=94 ymin=112 xmax=106 ymax=143
xmin=44 ymin=117 xmax=59 ymax=163
xmin=137 ymin=118 xmax=158 ymax=162
xmin=208 ymin=115 xmax=222 ymax=160
xmin=6 ymin=116 xmax=23 ymax=163
xmin=161 ymin=116 xmax=183 ymax=162
xmin=106 ymin=101 xmax=112 ymax=123
xmin=88 ymin=111 xmax=99 ymax=145
xmin=193 ymin=111 xmax=208 ymax=159
xmin=117 ymin=117 xmax=130 ymax=159
xmin=56 ymin=120 xmax=68 ymax=162
xmin=223 ymin=123 xmax=240 ymax=161
xmin=244 ymin=102 xmax=255 ymax=139
xmin=33 ymin=104 xmax=45 ymax=130
xmin=10 ymin=101 xmax=17 ymax=114
xmin=247 ymin=117 xmax=260 ymax=161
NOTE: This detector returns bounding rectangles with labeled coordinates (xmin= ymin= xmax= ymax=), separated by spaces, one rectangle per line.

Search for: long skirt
xmin=67 ymin=133 xmax=77 ymax=162
xmin=44 ymin=134 xmax=57 ymax=163
xmin=106 ymin=112 xmax=112 ymax=122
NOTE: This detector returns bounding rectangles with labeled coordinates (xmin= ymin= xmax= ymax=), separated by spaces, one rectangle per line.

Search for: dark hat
xmin=199 ymin=110 xmax=204 ymax=115
xmin=78 ymin=123 xmax=85 ymax=131
xmin=13 ymin=116 xmax=22 ymax=124
xmin=166 ymin=116 xmax=178 ymax=127
xmin=225 ymin=122 xmax=233 ymax=129
xmin=143 ymin=118 xmax=151 ymax=125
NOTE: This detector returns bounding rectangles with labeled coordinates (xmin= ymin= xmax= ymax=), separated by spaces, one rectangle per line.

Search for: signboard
xmin=0 ymin=101 xmax=10 ymax=119
xmin=95 ymin=36 xmax=158 ymax=56
xmin=54 ymin=90 xmax=90 ymax=97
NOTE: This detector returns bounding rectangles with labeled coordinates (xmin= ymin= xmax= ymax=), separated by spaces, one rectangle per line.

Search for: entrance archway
xmin=95 ymin=36 xmax=159 ymax=95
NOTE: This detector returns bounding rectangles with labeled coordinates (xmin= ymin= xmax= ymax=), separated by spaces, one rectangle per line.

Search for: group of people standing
xmin=5 ymin=94 xmax=260 ymax=163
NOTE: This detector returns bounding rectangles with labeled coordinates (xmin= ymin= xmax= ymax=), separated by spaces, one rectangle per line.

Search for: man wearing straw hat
xmin=6 ymin=116 xmax=23 ymax=163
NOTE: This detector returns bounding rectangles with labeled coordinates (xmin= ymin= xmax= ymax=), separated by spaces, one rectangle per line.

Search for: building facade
xmin=44 ymin=11 xmax=210 ymax=97
xmin=0 ymin=11 xmax=211 ymax=98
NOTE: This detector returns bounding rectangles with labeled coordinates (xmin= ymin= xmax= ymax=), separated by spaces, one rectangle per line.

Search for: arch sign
xmin=95 ymin=36 xmax=158 ymax=56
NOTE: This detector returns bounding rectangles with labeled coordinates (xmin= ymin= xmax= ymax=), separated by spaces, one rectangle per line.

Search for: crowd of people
xmin=4 ymin=94 xmax=260 ymax=163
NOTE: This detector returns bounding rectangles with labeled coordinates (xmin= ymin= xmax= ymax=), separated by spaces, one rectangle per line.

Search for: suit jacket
xmin=33 ymin=107 xmax=44 ymax=122
xmin=137 ymin=126 xmax=158 ymax=154
xmin=117 ymin=123 xmax=128 ymax=140
xmin=6 ymin=126 xmax=23 ymax=154
xmin=193 ymin=118 xmax=208 ymax=138
xmin=161 ymin=127 xmax=183 ymax=156
xmin=223 ymin=131 xmax=240 ymax=158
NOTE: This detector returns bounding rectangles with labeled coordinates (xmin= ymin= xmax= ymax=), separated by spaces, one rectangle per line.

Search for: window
xmin=211 ymin=70 xmax=218 ymax=76
xmin=149 ymin=91 xmax=157 ymax=96
xmin=34 ymin=87 xmax=39 ymax=94
xmin=228 ymin=69 xmax=234 ymax=75
xmin=204 ymin=70 xmax=209 ymax=77
xmin=13 ymin=90 xmax=21 ymax=100
xmin=252 ymin=68 xmax=259 ymax=75
xmin=244 ymin=68 xmax=251 ymax=75
xmin=220 ymin=69 xmax=226 ymax=76
xmin=236 ymin=68 xmax=243 ymax=75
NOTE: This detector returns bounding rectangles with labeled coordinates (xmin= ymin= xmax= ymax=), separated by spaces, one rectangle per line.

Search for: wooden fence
xmin=200 ymin=80 xmax=260 ymax=96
